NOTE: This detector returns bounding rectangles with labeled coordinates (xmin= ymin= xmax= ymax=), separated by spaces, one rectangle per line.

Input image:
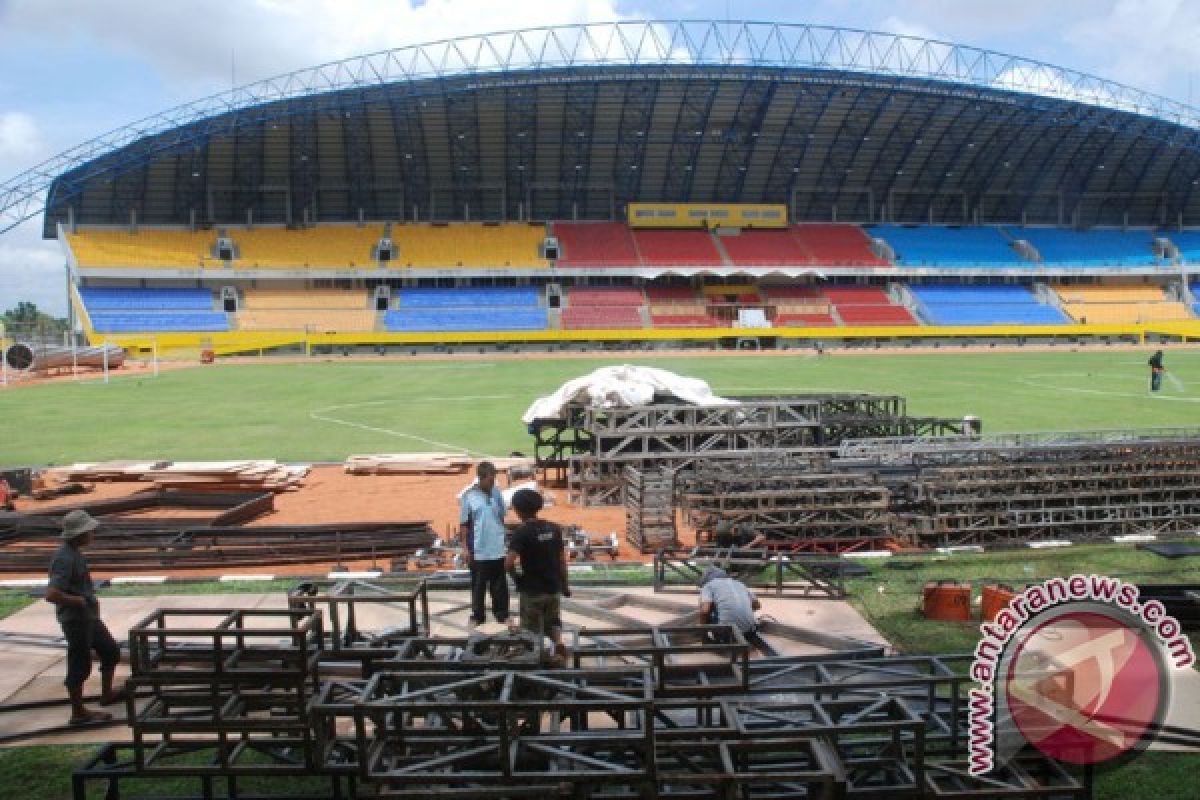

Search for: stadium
xmin=1 ymin=18 xmax=1200 ymax=800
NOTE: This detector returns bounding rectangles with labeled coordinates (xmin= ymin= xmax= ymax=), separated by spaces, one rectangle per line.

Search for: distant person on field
xmin=505 ymin=488 xmax=571 ymax=664
xmin=699 ymin=566 xmax=767 ymax=651
xmin=713 ymin=518 xmax=767 ymax=550
xmin=46 ymin=510 xmax=124 ymax=725
xmin=1149 ymin=350 xmax=1165 ymax=392
xmin=459 ymin=461 xmax=510 ymax=627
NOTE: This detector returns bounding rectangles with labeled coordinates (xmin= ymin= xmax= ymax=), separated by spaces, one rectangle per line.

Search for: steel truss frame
xmin=287 ymin=578 xmax=431 ymax=658
xmin=12 ymin=19 xmax=1200 ymax=235
xmin=652 ymin=547 xmax=848 ymax=598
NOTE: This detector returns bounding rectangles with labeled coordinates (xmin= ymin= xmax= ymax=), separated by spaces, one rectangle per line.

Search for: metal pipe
xmin=3 ymin=342 xmax=125 ymax=372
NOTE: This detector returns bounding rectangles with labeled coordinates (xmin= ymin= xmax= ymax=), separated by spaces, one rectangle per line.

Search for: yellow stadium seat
xmin=1062 ymin=302 xmax=1191 ymax=323
xmin=232 ymin=225 xmax=385 ymax=268
xmin=67 ymin=229 xmax=220 ymax=268
xmin=389 ymin=223 xmax=548 ymax=268
xmin=242 ymin=288 xmax=368 ymax=310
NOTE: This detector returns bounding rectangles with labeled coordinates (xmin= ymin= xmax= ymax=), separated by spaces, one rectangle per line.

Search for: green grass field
xmin=3 ymin=348 xmax=1200 ymax=464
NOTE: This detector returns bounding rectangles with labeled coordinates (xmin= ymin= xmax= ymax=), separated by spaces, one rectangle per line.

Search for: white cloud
xmin=0 ymin=0 xmax=633 ymax=89
xmin=0 ymin=112 xmax=45 ymax=168
xmin=0 ymin=221 xmax=67 ymax=317
xmin=1063 ymin=0 xmax=1200 ymax=100
xmin=879 ymin=15 xmax=941 ymax=42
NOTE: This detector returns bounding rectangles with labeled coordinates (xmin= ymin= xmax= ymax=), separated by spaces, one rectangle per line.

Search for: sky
xmin=2 ymin=0 xmax=1199 ymax=316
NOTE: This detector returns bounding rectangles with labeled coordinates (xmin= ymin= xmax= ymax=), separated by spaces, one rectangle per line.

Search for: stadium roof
xmin=5 ymin=20 xmax=1200 ymax=236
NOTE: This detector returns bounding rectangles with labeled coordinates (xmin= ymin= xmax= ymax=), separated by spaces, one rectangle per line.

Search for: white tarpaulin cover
xmin=522 ymin=365 xmax=736 ymax=424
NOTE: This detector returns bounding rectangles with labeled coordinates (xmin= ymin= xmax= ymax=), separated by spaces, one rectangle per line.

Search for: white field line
xmin=308 ymin=399 xmax=497 ymax=456
xmin=1016 ymin=373 xmax=1200 ymax=403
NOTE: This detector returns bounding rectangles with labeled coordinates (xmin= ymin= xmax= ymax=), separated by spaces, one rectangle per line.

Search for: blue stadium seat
xmin=870 ymin=225 xmax=1024 ymax=267
xmin=90 ymin=312 xmax=229 ymax=332
xmin=1006 ymin=228 xmax=1159 ymax=266
xmin=909 ymin=284 xmax=1070 ymax=325
xmin=80 ymin=287 xmax=215 ymax=310
xmin=395 ymin=287 xmax=540 ymax=308
xmin=1168 ymin=231 xmax=1200 ymax=263
xmin=384 ymin=308 xmax=548 ymax=332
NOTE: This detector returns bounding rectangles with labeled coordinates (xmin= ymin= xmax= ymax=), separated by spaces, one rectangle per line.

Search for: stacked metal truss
xmin=123 ymin=609 xmax=323 ymax=774
xmin=540 ymin=394 xmax=971 ymax=507
xmin=677 ymin=462 xmax=895 ymax=551
xmin=623 ymin=465 xmax=678 ymax=552
xmin=72 ymin=592 xmax=1092 ymax=799
xmin=652 ymin=546 xmax=848 ymax=598
xmin=897 ymin=436 xmax=1200 ymax=546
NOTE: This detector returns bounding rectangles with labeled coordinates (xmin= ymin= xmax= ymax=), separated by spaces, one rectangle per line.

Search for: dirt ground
xmin=10 ymin=464 xmax=673 ymax=579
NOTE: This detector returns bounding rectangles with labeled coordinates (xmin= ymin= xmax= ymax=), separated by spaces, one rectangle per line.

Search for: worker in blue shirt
xmin=459 ymin=461 xmax=510 ymax=627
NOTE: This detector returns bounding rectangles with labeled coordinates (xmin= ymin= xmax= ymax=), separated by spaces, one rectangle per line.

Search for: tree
xmin=2 ymin=301 xmax=68 ymax=337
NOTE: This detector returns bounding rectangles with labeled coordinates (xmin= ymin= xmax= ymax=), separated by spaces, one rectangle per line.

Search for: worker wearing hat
xmin=45 ymin=510 xmax=124 ymax=725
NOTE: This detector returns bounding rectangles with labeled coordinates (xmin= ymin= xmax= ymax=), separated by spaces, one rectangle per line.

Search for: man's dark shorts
xmin=519 ymin=592 xmax=562 ymax=638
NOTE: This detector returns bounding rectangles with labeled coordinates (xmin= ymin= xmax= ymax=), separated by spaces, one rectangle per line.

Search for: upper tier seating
xmin=719 ymin=229 xmax=813 ymax=266
xmin=823 ymin=285 xmax=916 ymax=325
xmin=553 ymin=223 xmax=640 ymax=267
xmin=390 ymin=224 xmax=548 ymax=268
xmin=632 ymin=230 xmax=724 ymax=266
xmin=68 ymin=230 xmax=220 ymax=268
xmin=384 ymin=286 xmax=547 ymax=333
xmin=871 ymin=226 xmax=1024 ymax=266
xmin=80 ymin=287 xmax=214 ymax=310
xmin=1007 ymin=228 xmax=1160 ymax=266
xmin=793 ymin=225 xmax=889 ymax=267
xmin=234 ymin=226 xmax=384 ymax=268
xmin=910 ymin=285 xmax=1069 ymax=325
xmin=1169 ymin=231 xmax=1200 ymax=262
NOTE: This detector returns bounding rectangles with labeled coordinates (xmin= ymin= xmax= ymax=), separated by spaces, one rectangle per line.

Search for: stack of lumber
xmin=345 ymin=453 xmax=473 ymax=475
xmin=50 ymin=461 xmax=308 ymax=492
xmin=52 ymin=461 xmax=170 ymax=481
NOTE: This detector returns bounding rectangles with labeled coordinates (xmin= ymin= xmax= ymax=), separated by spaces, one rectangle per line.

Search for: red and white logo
xmin=1003 ymin=605 xmax=1166 ymax=765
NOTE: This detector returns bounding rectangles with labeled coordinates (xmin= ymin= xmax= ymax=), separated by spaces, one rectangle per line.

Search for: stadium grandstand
xmin=6 ymin=20 xmax=1200 ymax=353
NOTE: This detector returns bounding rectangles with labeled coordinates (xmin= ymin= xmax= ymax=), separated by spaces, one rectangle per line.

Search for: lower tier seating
xmin=89 ymin=312 xmax=229 ymax=333
xmin=384 ymin=308 xmax=548 ymax=332
xmin=911 ymin=285 xmax=1069 ymax=325
xmin=80 ymin=287 xmax=214 ymax=311
xmin=238 ymin=310 xmax=377 ymax=331
xmin=561 ymin=306 xmax=644 ymax=329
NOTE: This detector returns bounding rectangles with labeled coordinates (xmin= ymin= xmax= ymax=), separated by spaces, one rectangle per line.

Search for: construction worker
xmin=505 ymin=488 xmax=571 ymax=665
xmin=459 ymin=461 xmax=510 ymax=628
xmin=45 ymin=510 xmax=124 ymax=725
xmin=699 ymin=567 xmax=767 ymax=650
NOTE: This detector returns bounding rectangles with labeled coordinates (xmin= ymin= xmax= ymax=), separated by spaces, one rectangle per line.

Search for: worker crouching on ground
xmin=45 ymin=510 xmax=125 ymax=725
xmin=505 ymin=488 xmax=571 ymax=666
xmin=460 ymin=461 xmax=510 ymax=628
xmin=699 ymin=566 xmax=768 ymax=652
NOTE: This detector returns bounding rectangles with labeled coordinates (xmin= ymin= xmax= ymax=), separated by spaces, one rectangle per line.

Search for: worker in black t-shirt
xmin=505 ymin=488 xmax=571 ymax=665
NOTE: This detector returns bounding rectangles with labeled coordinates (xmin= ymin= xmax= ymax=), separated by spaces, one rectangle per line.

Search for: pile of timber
xmin=50 ymin=461 xmax=308 ymax=492
xmin=345 ymin=454 xmax=537 ymax=476
xmin=345 ymin=453 xmax=473 ymax=475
